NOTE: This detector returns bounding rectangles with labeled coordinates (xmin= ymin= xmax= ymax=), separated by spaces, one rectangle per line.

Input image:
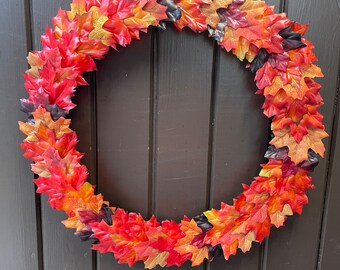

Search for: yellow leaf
xmin=191 ymin=246 xmax=209 ymax=266
xmin=270 ymin=204 xmax=293 ymax=228
xmin=88 ymin=6 xmax=112 ymax=45
xmin=26 ymin=52 xmax=45 ymax=77
xmin=200 ymin=0 xmax=232 ymax=28
xmin=270 ymin=127 xmax=328 ymax=164
xmin=238 ymin=231 xmax=256 ymax=253
xmin=67 ymin=0 xmax=87 ymax=20
xmin=144 ymin=251 xmax=169 ymax=269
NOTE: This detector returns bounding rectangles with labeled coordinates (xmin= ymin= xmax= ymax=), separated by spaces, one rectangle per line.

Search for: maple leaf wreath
xmin=19 ymin=0 xmax=327 ymax=268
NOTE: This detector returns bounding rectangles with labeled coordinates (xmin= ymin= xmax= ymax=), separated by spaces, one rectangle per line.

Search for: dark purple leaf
xmin=265 ymin=145 xmax=289 ymax=161
xmin=75 ymin=225 xmax=94 ymax=241
xmin=208 ymin=244 xmax=223 ymax=261
xmin=250 ymin=48 xmax=269 ymax=73
xmin=279 ymin=25 xmax=307 ymax=51
xmin=300 ymin=150 xmax=319 ymax=171
xmin=194 ymin=214 xmax=213 ymax=232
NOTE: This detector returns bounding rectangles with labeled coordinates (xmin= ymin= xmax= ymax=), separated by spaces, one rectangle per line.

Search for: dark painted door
xmin=0 ymin=0 xmax=340 ymax=270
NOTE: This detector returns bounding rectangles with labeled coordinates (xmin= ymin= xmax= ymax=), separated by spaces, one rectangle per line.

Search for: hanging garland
xmin=19 ymin=0 xmax=327 ymax=268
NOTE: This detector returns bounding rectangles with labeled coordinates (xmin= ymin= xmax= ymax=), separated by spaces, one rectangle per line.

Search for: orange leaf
xmin=200 ymin=0 xmax=232 ymax=28
xmin=174 ymin=219 xmax=209 ymax=265
xmin=174 ymin=0 xmax=210 ymax=32
xmin=19 ymin=107 xmax=72 ymax=142
xmin=144 ymin=251 xmax=169 ymax=269
xmin=264 ymin=64 xmax=323 ymax=99
xmin=270 ymin=127 xmax=328 ymax=163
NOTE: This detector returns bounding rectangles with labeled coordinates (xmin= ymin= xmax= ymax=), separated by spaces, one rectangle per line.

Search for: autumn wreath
xmin=19 ymin=0 xmax=327 ymax=268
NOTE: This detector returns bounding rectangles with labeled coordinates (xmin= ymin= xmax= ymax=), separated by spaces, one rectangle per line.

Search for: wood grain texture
xmin=154 ymin=25 xmax=213 ymax=221
xmin=153 ymin=25 xmax=214 ymax=270
xmin=265 ymin=0 xmax=340 ymax=269
xmin=96 ymin=32 xmax=152 ymax=270
xmin=209 ymin=2 xmax=282 ymax=269
xmin=30 ymin=0 xmax=94 ymax=269
xmin=0 ymin=0 xmax=39 ymax=269
xmin=265 ymin=0 xmax=282 ymax=13
xmin=208 ymin=49 xmax=270 ymax=270
xmin=3 ymin=1 xmax=339 ymax=270
xmin=319 ymin=88 xmax=340 ymax=270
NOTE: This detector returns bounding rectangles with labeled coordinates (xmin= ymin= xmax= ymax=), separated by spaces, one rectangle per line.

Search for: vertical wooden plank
xmin=208 ymin=42 xmax=269 ymax=270
xmin=96 ymin=33 xmax=152 ymax=269
xmin=208 ymin=2 xmax=286 ymax=270
xmin=0 ymin=0 xmax=39 ymax=269
xmin=154 ymin=26 xmax=213 ymax=220
xmin=30 ymin=0 xmax=94 ymax=269
xmin=153 ymin=25 xmax=213 ymax=269
xmin=319 ymin=85 xmax=340 ymax=270
xmin=266 ymin=0 xmax=340 ymax=269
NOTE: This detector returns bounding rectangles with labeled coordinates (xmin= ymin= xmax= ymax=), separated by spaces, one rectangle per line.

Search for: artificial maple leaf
xmin=200 ymin=0 xmax=232 ymax=28
xmin=262 ymin=77 xmax=323 ymax=118
xmin=270 ymin=127 xmax=328 ymax=163
xmin=271 ymin=109 xmax=324 ymax=143
xmin=264 ymin=64 xmax=323 ymax=99
xmin=238 ymin=231 xmax=256 ymax=253
xmin=220 ymin=241 xmax=238 ymax=259
xmin=218 ymin=1 xmax=248 ymax=29
xmin=62 ymin=182 xmax=104 ymax=230
xmin=144 ymin=251 xmax=169 ymax=269
xmin=67 ymin=0 xmax=87 ymax=20
xmin=191 ymin=246 xmax=209 ymax=266
xmin=174 ymin=0 xmax=211 ymax=32
xmin=88 ymin=6 xmax=114 ymax=46
xmin=174 ymin=218 xmax=209 ymax=266
xmin=19 ymin=107 xmax=72 ymax=142
xmin=270 ymin=203 xmax=293 ymax=228
xmin=143 ymin=0 xmax=168 ymax=24
xmin=288 ymin=38 xmax=317 ymax=66
xmin=123 ymin=3 xmax=156 ymax=39
xmin=26 ymin=52 xmax=45 ymax=78
xmin=91 ymin=220 xmax=117 ymax=253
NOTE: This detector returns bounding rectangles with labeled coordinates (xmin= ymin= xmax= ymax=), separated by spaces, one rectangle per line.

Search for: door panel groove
xmin=206 ymin=42 xmax=220 ymax=211
xmin=148 ymin=28 xmax=158 ymax=218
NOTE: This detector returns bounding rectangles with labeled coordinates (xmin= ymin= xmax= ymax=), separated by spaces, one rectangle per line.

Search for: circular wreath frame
xmin=19 ymin=0 xmax=327 ymax=268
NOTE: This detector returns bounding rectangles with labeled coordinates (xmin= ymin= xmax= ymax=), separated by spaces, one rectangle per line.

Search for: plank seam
xmin=24 ymin=0 xmax=44 ymax=269
xmin=204 ymin=41 xmax=219 ymax=270
xmin=148 ymin=28 xmax=159 ymax=218
xmin=206 ymin=42 xmax=219 ymax=211
xmin=316 ymin=57 xmax=340 ymax=270
xmin=90 ymin=69 xmax=99 ymax=270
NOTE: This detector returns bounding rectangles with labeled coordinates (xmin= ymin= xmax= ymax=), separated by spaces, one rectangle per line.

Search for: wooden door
xmin=0 ymin=0 xmax=340 ymax=270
